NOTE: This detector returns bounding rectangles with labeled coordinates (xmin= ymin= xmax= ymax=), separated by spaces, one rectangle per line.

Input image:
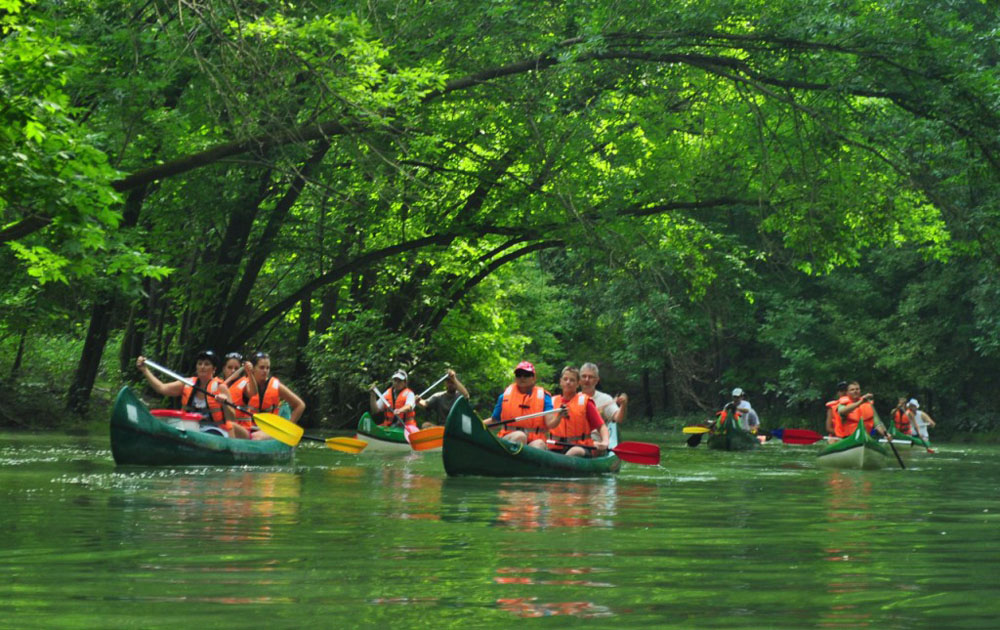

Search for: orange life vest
xmin=550 ymin=392 xmax=595 ymax=448
xmin=229 ymin=376 xmax=283 ymax=429
xmin=716 ymin=406 xmax=740 ymax=429
xmin=837 ymin=395 xmax=875 ymax=437
xmin=380 ymin=387 xmax=416 ymax=427
xmin=498 ymin=384 xmax=548 ymax=442
xmin=826 ymin=399 xmax=843 ymax=436
xmin=892 ymin=408 xmax=912 ymax=434
xmin=181 ymin=376 xmax=225 ymax=424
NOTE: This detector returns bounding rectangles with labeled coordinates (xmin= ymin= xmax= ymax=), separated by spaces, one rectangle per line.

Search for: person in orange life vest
xmin=231 ymin=352 xmax=306 ymax=440
xmin=135 ymin=351 xmax=237 ymax=437
xmin=836 ymin=381 xmax=888 ymax=439
xmin=490 ymin=361 xmax=558 ymax=449
xmin=890 ymin=397 xmax=912 ymax=435
xmin=369 ymin=369 xmax=418 ymax=436
xmin=221 ymin=352 xmax=245 ymax=387
xmin=550 ymin=366 xmax=609 ymax=458
xmin=716 ymin=388 xmax=744 ymax=429
xmin=825 ymin=381 xmax=848 ymax=436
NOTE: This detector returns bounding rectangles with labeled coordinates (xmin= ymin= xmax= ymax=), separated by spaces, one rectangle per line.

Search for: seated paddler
xmin=835 ymin=380 xmax=889 ymax=439
xmin=136 ymin=351 xmax=237 ymax=437
xmin=370 ymin=369 xmax=418 ymax=437
xmin=491 ymin=360 xmax=556 ymax=449
xmin=549 ymin=365 xmax=608 ymax=457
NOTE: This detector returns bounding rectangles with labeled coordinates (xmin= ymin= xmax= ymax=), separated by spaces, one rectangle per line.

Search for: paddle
xmin=484 ymin=408 xmax=558 ymax=428
xmin=300 ymin=434 xmax=368 ymax=454
xmin=409 ymin=426 xmax=444 ymax=451
xmin=417 ymin=373 xmax=450 ymax=399
xmin=884 ymin=430 xmax=906 ymax=469
xmin=547 ymin=439 xmax=661 ymax=465
xmin=143 ymin=359 xmax=304 ymax=447
xmin=682 ymin=426 xmax=712 ymax=434
xmin=769 ymin=428 xmax=826 ymax=445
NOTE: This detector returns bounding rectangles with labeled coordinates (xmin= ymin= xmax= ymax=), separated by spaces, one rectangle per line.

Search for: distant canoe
xmin=441 ymin=396 xmax=621 ymax=477
xmin=707 ymin=415 xmax=759 ymax=451
xmin=109 ymin=386 xmax=293 ymax=466
xmin=355 ymin=412 xmax=412 ymax=452
xmin=817 ymin=426 xmax=889 ymax=470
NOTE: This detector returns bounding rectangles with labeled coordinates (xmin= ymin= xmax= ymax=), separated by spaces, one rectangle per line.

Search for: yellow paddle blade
xmin=409 ymin=426 xmax=444 ymax=451
xmin=325 ymin=437 xmax=368 ymax=454
xmin=253 ymin=412 xmax=304 ymax=446
xmin=682 ymin=426 xmax=712 ymax=434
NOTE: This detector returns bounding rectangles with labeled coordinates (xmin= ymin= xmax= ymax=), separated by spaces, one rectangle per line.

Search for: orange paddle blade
xmin=409 ymin=426 xmax=444 ymax=451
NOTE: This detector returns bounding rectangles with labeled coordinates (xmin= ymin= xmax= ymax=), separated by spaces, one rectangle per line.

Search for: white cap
xmin=731 ymin=388 xmax=743 ymax=397
xmin=738 ymin=400 xmax=752 ymax=411
xmin=392 ymin=369 xmax=408 ymax=381
xmin=907 ymin=398 xmax=919 ymax=409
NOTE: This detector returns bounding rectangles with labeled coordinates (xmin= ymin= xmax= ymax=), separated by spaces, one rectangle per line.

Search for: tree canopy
xmin=2 ymin=0 xmax=999 ymax=431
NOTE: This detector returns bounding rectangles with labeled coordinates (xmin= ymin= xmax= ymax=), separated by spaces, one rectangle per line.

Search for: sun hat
xmin=731 ymin=387 xmax=744 ymax=397
xmin=907 ymin=398 xmax=919 ymax=409
xmin=392 ymin=369 xmax=408 ymax=381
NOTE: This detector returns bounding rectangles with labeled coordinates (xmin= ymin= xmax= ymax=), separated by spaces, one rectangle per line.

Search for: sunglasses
xmin=514 ymin=371 xmax=534 ymax=378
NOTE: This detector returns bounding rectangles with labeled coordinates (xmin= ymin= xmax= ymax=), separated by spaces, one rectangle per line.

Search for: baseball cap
xmin=907 ymin=398 xmax=919 ymax=409
xmin=731 ymin=387 xmax=743 ymax=397
xmin=392 ymin=369 xmax=408 ymax=381
xmin=514 ymin=361 xmax=535 ymax=375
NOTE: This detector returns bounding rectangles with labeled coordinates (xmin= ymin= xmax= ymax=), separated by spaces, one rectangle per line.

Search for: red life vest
xmin=550 ymin=392 xmax=595 ymax=447
xmin=892 ymin=408 xmax=912 ymax=434
xmin=837 ymin=395 xmax=875 ymax=437
xmin=498 ymin=384 xmax=548 ymax=442
xmin=181 ymin=376 xmax=225 ymax=424
xmin=380 ymin=387 xmax=416 ymax=427
xmin=826 ymin=399 xmax=843 ymax=436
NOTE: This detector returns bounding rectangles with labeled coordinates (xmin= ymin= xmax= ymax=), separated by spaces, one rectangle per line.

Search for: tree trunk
xmin=642 ymin=368 xmax=653 ymax=420
xmin=67 ymin=296 xmax=116 ymax=415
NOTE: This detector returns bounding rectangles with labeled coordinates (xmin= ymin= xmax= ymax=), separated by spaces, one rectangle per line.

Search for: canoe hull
xmin=817 ymin=428 xmax=889 ymax=470
xmin=442 ymin=396 xmax=620 ymax=477
xmin=355 ymin=412 xmax=415 ymax=452
xmin=110 ymin=387 xmax=293 ymax=466
xmin=707 ymin=420 xmax=759 ymax=451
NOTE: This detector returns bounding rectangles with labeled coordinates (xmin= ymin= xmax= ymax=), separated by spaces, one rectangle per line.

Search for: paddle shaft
xmin=485 ymin=408 xmax=561 ymax=428
xmin=417 ymin=373 xmax=450 ymax=399
xmin=884 ymin=432 xmax=906 ymax=469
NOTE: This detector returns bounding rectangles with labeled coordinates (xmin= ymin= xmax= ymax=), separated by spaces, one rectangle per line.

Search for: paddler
xmin=369 ymin=369 xmax=418 ymax=437
xmin=231 ymin=351 xmax=306 ymax=439
xmin=490 ymin=361 xmax=557 ymax=449
xmin=549 ymin=366 xmax=609 ymax=457
xmin=415 ymin=369 xmax=470 ymax=426
xmin=835 ymin=381 xmax=889 ymax=439
xmin=579 ymin=362 xmax=628 ymax=424
xmin=136 ymin=351 xmax=238 ymax=437
xmin=825 ymin=381 xmax=848 ymax=436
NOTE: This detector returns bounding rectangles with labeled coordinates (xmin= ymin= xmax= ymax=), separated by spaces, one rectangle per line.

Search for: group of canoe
xmin=110 ymin=359 xmax=659 ymax=476
xmin=685 ymin=381 xmax=935 ymax=470
xmin=110 ymin=356 xmax=933 ymax=473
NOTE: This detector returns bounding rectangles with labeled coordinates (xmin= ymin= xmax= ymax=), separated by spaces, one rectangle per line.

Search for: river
xmin=1 ymin=431 xmax=997 ymax=629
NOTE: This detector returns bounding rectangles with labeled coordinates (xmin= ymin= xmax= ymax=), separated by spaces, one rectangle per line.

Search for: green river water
xmin=1 ymin=431 xmax=998 ymax=629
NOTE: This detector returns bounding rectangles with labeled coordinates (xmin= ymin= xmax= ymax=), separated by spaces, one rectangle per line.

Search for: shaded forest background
xmin=2 ymin=0 xmax=999 ymax=438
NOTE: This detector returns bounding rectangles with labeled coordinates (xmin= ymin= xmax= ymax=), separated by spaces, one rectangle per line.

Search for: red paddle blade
xmin=612 ymin=441 xmax=660 ymax=465
xmin=777 ymin=428 xmax=824 ymax=444
xmin=409 ymin=426 xmax=444 ymax=451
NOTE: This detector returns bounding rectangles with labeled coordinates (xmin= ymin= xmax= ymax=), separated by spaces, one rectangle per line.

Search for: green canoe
xmin=707 ymin=411 xmax=759 ymax=451
xmin=441 ymin=396 xmax=621 ymax=477
xmin=355 ymin=412 xmax=412 ymax=451
xmin=816 ymin=424 xmax=890 ymax=470
xmin=884 ymin=424 xmax=933 ymax=453
xmin=109 ymin=386 xmax=294 ymax=466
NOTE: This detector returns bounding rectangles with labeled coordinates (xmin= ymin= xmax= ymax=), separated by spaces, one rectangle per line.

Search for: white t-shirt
xmin=912 ymin=410 xmax=931 ymax=440
xmin=590 ymin=390 xmax=619 ymax=423
xmin=737 ymin=400 xmax=760 ymax=431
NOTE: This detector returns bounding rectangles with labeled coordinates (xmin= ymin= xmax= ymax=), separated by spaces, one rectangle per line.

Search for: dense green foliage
xmin=2 ymin=0 xmax=999 ymax=436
